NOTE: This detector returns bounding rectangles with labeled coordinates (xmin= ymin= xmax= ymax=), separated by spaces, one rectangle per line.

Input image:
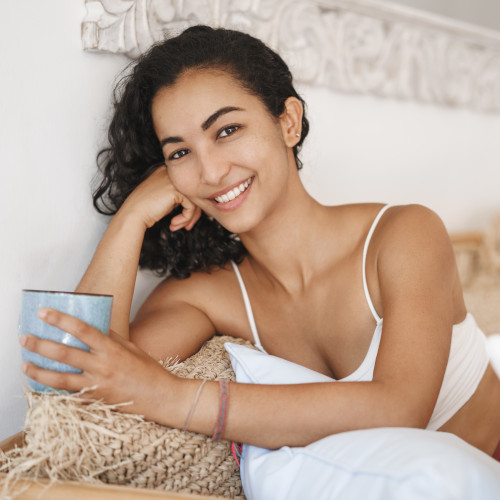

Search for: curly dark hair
xmin=93 ymin=25 xmax=310 ymax=279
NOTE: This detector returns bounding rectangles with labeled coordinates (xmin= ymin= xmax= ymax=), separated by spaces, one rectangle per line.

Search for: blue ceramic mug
xmin=20 ymin=290 xmax=113 ymax=392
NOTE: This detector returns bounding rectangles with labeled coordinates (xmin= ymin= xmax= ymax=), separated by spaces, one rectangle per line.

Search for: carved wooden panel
xmin=82 ymin=0 xmax=500 ymax=112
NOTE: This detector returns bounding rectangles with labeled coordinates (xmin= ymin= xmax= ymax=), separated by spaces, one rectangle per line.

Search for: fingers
xmin=20 ymin=334 xmax=89 ymax=371
xmin=19 ymin=311 xmax=158 ymax=399
xmin=18 ymin=309 xmax=109 ymax=392
xmin=140 ymin=165 xmax=202 ymax=231
xmin=36 ymin=308 xmax=108 ymax=350
xmin=170 ymin=202 xmax=202 ymax=232
xmin=185 ymin=206 xmax=202 ymax=230
xmin=21 ymin=360 xmax=85 ymax=392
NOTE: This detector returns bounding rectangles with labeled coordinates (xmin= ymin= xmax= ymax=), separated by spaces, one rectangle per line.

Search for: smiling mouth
xmin=214 ymin=177 xmax=253 ymax=203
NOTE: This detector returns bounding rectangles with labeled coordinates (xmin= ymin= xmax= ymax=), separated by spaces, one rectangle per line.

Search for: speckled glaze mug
xmin=20 ymin=290 xmax=113 ymax=392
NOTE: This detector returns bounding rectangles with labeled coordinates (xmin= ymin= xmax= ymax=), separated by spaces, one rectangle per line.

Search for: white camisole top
xmin=231 ymin=204 xmax=490 ymax=431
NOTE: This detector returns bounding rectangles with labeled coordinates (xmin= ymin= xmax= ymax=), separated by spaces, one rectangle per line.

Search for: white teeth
xmin=214 ymin=177 xmax=252 ymax=203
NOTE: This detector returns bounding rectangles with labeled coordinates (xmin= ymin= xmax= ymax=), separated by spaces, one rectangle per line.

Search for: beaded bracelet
xmin=211 ymin=379 xmax=230 ymax=440
xmin=182 ymin=378 xmax=208 ymax=432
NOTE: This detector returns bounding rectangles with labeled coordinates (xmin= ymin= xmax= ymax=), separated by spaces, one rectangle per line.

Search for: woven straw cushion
xmin=1 ymin=335 xmax=251 ymax=499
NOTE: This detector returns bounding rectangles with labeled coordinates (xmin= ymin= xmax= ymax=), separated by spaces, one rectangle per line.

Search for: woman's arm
xmin=174 ymin=205 xmax=461 ymax=447
xmin=369 ymin=204 xmax=462 ymax=425
xmin=180 ymin=205 xmax=462 ymax=446
xmin=74 ymin=207 xmax=146 ymax=338
xmin=20 ymin=205 xmax=461 ymax=449
xmin=74 ymin=167 xmax=201 ymax=338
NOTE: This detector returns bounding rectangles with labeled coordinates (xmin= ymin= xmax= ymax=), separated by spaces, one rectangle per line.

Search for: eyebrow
xmin=201 ymin=106 xmax=242 ymax=130
xmin=159 ymin=106 xmax=243 ymax=148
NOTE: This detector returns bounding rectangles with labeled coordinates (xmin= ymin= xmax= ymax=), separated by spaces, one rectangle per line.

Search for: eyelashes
xmin=167 ymin=124 xmax=241 ymax=162
xmin=217 ymin=124 xmax=240 ymax=138
xmin=169 ymin=149 xmax=190 ymax=160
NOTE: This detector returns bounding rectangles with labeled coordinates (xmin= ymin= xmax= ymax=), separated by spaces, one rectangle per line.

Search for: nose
xmin=198 ymin=150 xmax=231 ymax=186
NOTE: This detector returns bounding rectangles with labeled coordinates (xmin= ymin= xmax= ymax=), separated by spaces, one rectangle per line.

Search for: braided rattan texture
xmin=1 ymin=335 xmax=252 ymax=498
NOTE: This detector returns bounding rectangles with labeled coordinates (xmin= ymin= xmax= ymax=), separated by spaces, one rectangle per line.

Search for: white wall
xmin=0 ymin=0 xmax=130 ymax=440
xmin=299 ymin=86 xmax=500 ymax=233
xmin=1 ymin=1 xmax=500 ymax=441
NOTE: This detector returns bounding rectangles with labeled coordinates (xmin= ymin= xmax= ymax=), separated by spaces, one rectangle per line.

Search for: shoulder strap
xmin=362 ymin=205 xmax=392 ymax=324
xmin=230 ymin=261 xmax=266 ymax=352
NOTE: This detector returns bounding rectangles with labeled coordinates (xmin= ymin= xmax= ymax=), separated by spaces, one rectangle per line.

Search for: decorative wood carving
xmin=82 ymin=0 xmax=500 ymax=112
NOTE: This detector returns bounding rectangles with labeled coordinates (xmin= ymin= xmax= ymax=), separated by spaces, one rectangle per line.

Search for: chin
xmin=212 ymin=211 xmax=262 ymax=236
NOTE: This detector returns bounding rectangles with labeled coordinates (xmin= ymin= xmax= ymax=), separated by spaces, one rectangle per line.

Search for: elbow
xmin=400 ymin=416 xmax=429 ymax=430
xmin=378 ymin=384 xmax=434 ymax=430
xmin=383 ymin=411 xmax=429 ymax=430
xmin=393 ymin=401 xmax=432 ymax=429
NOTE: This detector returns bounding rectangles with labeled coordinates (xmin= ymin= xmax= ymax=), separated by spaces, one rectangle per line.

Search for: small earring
xmin=296 ymin=133 xmax=300 ymax=137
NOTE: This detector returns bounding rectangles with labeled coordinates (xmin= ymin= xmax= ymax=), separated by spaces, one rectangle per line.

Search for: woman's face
xmin=151 ymin=68 xmax=298 ymax=235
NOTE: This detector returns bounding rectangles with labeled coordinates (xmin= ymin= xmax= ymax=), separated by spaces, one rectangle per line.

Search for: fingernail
xmin=38 ymin=308 xmax=48 ymax=319
xmin=21 ymin=362 xmax=28 ymax=373
xmin=19 ymin=335 xmax=27 ymax=346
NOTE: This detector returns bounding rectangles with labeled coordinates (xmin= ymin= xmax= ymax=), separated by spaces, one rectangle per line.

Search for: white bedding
xmin=225 ymin=342 xmax=500 ymax=500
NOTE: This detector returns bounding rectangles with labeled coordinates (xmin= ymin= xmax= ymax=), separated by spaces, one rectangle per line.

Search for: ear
xmin=279 ymin=97 xmax=303 ymax=148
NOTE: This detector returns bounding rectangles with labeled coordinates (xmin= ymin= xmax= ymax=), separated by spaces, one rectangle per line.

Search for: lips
xmin=213 ymin=177 xmax=253 ymax=204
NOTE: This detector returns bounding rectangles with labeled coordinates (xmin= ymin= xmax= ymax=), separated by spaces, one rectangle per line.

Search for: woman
xmin=19 ymin=26 xmax=500 ymax=460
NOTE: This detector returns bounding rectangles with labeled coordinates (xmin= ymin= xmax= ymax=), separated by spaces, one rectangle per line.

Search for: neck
xmin=238 ymin=170 xmax=332 ymax=294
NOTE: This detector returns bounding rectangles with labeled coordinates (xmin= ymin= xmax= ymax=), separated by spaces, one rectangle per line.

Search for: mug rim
xmin=22 ymin=289 xmax=113 ymax=298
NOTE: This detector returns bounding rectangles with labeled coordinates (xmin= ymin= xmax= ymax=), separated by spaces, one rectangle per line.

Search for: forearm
xmin=76 ymin=208 xmax=147 ymax=338
xmin=158 ymin=378 xmax=425 ymax=449
xmin=75 ymin=168 xmax=200 ymax=338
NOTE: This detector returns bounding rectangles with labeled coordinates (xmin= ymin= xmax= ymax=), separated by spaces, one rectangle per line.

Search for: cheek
xmin=166 ymin=166 xmax=198 ymax=196
xmin=233 ymin=127 xmax=285 ymax=166
xmin=246 ymin=135 xmax=289 ymax=181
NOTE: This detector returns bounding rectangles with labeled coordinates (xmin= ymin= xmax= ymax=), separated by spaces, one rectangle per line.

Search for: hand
xmin=121 ymin=166 xmax=201 ymax=231
xmin=19 ymin=308 xmax=179 ymax=420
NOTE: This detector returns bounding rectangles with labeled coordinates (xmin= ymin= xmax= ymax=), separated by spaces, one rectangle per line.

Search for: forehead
xmin=151 ymin=68 xmax=267 ymax=129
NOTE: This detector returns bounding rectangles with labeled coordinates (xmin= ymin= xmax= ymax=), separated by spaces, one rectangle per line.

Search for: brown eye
xmin=218 ymin=125 xmax=240 ymax=138
xmin=169 ymin=149 xmax=190 ymax=160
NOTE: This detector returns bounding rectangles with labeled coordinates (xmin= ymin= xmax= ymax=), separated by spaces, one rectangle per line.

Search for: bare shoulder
xmin=318 ymin=202 xmax=452 ymax=267
xmin=369 ymin=204 xmax=462 ymax=315
xmin=327 ymin=202 xmax=391 ymax=230
xmin=374 ymin=204 xmax=453 ymax=260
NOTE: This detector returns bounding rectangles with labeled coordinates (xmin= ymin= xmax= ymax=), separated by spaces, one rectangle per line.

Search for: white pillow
xmin=224 ymin=343 xmax=500 ymax=500
xmin=225 ymin=342 xmax=334 ymax=384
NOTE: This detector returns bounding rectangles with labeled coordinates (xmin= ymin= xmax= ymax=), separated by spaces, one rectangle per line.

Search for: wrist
xmin=157 ymin=376 xmax=220 ymax=436
xmin=152 ymin=375 xmax=197 ymax=430
xmin=113 ymin=202 xmax=149 ymax=233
